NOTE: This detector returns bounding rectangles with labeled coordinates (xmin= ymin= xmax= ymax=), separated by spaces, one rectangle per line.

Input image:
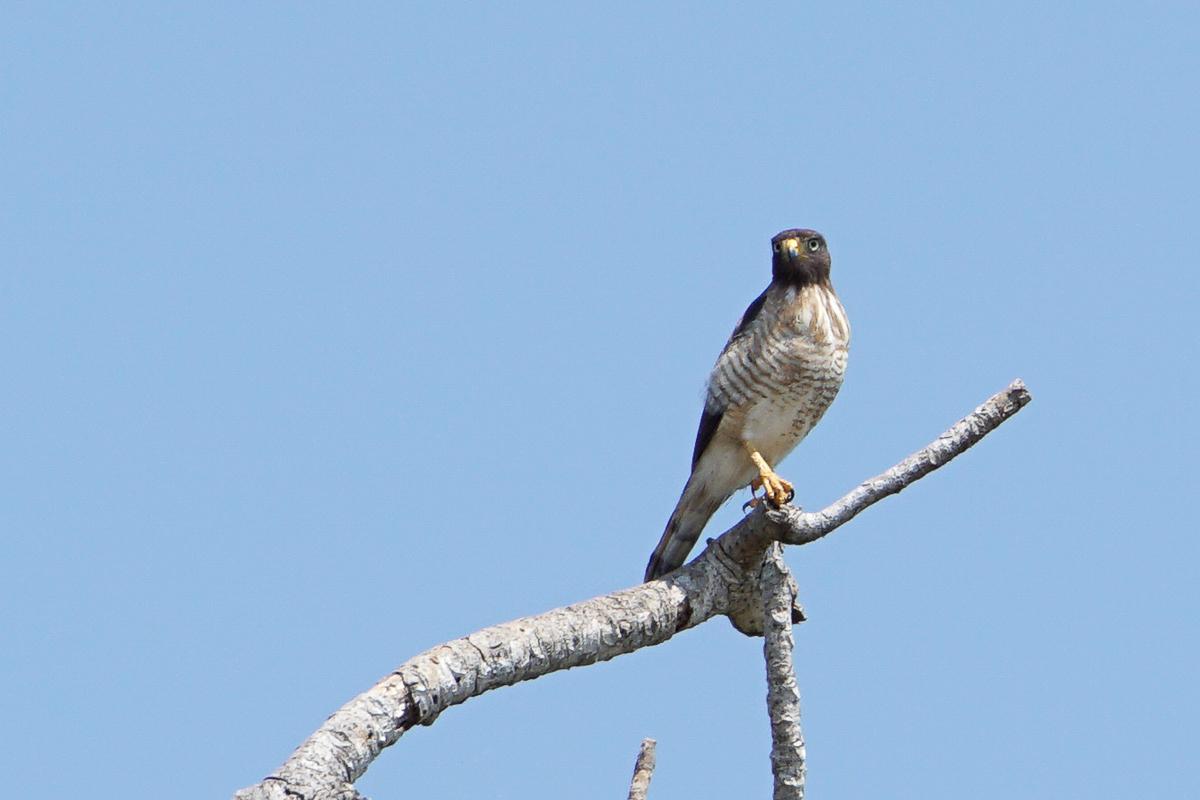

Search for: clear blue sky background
xmin=2 ymin=3 xmax=1197 ymax=798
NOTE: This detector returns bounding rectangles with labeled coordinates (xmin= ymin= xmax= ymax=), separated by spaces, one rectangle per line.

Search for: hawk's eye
xmin=773 ymin=243 xmax=781 ymax=252
xmin=807 ymin=239 xmax=822 ymax=252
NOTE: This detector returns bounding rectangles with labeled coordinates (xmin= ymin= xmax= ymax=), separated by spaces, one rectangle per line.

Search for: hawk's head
xmin=771 ymin=229 xmax=831 ymax=287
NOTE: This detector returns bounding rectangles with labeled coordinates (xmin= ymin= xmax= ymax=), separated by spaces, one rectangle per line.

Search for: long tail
xmin=644 ymin=478 xmax=726 ymax=582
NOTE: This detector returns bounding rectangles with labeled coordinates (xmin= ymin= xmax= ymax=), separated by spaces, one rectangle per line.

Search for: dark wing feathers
xmin=691 ymin=407 xmax=723 ymax=468
xmin=689 ymin=287 xmax=769 ymax=468
xmin=728 ymin=287 xmax=769 ymax=342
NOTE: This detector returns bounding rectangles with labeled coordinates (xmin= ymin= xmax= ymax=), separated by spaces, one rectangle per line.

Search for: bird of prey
xmin=644 ymin=229 xmax=850 ymax=581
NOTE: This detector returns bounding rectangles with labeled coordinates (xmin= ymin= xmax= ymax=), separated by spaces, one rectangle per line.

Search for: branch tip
xmin=628 ymin=738 xmax=657 ymax=800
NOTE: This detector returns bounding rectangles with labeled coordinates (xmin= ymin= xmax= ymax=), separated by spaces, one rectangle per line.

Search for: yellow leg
xmin=744 ymin=446 xmax=794 ymax=506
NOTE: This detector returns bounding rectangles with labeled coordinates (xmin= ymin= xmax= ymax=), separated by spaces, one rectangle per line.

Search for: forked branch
xmin=233 ymin=380 xmax=1031 ymax=800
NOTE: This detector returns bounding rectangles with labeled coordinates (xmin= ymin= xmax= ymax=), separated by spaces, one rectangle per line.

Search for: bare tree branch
xmin=761 ymin=545 xmax=805 ymax=800
xmin=774 ymin=378 xmax=1032 ymax=546
xmin=718 ymin=379 xmax=1031 ymax=632
xmin=234 ymin=380 xmax=1031 ymax=800
xmin=627 ymin=738 xmax=657 ymax=800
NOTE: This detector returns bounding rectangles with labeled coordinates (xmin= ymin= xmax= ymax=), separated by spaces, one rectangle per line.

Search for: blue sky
xmin=2 ymin=3 xmax=1197 ymax=798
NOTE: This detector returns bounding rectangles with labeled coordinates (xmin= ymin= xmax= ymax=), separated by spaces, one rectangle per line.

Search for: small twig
xmin=761 ymin=545 xmax=805 ymax=800
xmin=627 ymin=738 xmax=657 ymax=800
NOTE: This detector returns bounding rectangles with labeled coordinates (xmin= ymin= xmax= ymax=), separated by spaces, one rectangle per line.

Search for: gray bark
xmin=234 ymin=380 xmax=1031 ymax=800
xmin=761 ymin=544 xmax=805 ymax=799
xmin=627 ymin=738 xmax=657 ymax=800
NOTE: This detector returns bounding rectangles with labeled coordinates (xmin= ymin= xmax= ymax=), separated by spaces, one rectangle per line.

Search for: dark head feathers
xmin=771 ymin=229 xmax=831 ymax=287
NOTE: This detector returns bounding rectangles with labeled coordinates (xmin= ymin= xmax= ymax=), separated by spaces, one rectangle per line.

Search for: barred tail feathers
xmin=644 ymin=480 xmax=726 ymax=582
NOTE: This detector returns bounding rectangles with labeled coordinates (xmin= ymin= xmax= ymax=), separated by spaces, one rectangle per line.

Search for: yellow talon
xmin=745 ymin=447 xmax=795 ymax=506
xmin=762 ymin=472 xmax=794 ymax=505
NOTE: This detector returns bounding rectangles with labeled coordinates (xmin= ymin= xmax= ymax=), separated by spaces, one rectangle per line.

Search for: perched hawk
xmin=644 ymin=229 xmax=850 ymax=581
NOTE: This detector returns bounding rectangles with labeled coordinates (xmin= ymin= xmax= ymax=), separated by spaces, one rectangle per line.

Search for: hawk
xmin=644 ymin=229 xmax=850 ymax=581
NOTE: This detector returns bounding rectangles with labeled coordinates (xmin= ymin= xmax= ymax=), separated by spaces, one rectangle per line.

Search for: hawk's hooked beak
xmin=780 ymin=237 xmax=801 ymax=258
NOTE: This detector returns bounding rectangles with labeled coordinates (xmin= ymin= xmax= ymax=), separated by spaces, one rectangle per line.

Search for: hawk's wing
xmin=690 ymin=287 xmax=770 ymax=468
